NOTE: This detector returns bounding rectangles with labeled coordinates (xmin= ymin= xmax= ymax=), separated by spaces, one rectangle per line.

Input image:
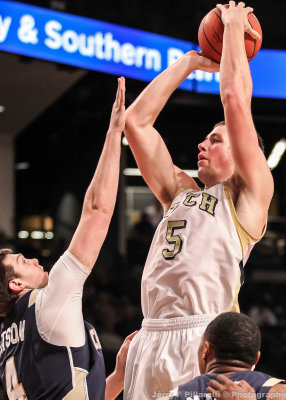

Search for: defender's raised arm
xmin=69 ymin=77 xmax=125 ymax=269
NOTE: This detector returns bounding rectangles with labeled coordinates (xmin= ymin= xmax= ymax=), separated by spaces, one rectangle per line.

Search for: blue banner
xmin=0 ymin=0 xmax=285 ymax=98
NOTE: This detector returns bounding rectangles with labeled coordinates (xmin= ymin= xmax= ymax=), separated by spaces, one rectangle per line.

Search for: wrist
xmin=223 ymin=21 xmax=245 ymax=51
xmin=185 ymin=51 xmax=199 ymax=72
xmin=105 ymin=371 xmax=124 ymax=400
xmin=224 ymin=19 xmax=244 ymax=33
xmin=107 ymin=128 xmax=123 ymax=136
xmin=112 ymin=366 xmax=124 ymax=384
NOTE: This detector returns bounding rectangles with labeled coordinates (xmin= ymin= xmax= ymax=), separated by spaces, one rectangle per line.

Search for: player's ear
xmin=250 ymin=351 xmax=261 ymax=371
xmin=202 ymin=341 xmax=214 ymax=360
xmin=9 ymin=279 xmax=26 ymax=294
xmin=254 ymin=350 xmax=261 ymax=366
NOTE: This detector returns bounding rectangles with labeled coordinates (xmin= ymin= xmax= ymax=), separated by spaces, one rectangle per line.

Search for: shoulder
xmin=178 ymin=374 xmax=212 ymax=391
xmin=163 ymin=166 xmax=201 ymax=211
xmin=230 ymin=371 xmax=282 ymax=389
xmin=49 ymin=251 xmax=90 ymax=279
xmin=174 ymin=165 xmax=200 ymax=192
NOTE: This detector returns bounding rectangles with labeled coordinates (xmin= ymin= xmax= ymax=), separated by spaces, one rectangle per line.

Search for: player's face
xmin=4 ymin=253 xmax=49 ymax=291
xmin=197 ymin=125 xmax=234 ymax=188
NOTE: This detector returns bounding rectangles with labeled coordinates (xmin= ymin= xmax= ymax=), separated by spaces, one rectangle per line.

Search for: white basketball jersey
xmin=142 ymin=182 xmax=264 ymax=319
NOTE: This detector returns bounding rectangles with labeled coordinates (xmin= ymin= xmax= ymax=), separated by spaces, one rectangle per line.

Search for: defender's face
xmin=4 ymin=253 xmax=49 ymax=290
xmin=197 ymin=125 xmax=234 ymax=187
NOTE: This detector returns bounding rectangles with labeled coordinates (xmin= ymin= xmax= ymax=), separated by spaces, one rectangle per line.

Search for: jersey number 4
xmin=162 ymin=220 xmax=187 ymax=260
xmin=5 ymin=357 xmax=27 ymax=399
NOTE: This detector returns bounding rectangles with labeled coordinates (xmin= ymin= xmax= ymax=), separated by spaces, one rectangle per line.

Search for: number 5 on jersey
xmin=162 ymin=220 xmax=187 ymax=260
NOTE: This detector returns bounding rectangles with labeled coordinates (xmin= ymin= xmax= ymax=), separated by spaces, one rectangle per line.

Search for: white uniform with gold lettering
xmin=124 ymin=182 xmax=265 ymax=400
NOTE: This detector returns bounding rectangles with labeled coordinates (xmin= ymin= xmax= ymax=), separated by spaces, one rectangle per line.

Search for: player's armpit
xmin=224 ymin=102 xmax=274 ymax=222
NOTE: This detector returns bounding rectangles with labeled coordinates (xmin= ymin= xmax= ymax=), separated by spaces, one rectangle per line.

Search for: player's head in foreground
xmin=198 ymin=312 xmax=261 ymax=374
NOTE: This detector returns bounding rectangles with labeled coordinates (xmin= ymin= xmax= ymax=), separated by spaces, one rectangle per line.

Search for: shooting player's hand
xmin=217 ymin=1 xmax=261 ymax=40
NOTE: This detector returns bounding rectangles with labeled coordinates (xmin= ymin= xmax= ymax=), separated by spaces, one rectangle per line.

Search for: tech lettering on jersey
xmin=166 ymin=191 xmax=218 ymax=218
xmin=0 ymin=320 xmax=25 ymax=356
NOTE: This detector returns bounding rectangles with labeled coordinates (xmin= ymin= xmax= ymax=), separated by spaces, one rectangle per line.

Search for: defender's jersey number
xmin=5 ymin=357 xmax=27 ymax=399
xmin=162 ymin=220 xmax=187 ymax=260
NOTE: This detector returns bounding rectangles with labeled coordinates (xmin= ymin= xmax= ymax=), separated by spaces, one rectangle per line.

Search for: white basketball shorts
xmin=123 ymin=314 xmax=217 ymax=400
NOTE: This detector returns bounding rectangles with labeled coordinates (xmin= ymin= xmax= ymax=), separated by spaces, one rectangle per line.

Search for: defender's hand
xmin=113 ymin=330 xmax=138 ymax=382
xmin=108 ymin=76 xmax=126 ymax=134
xmin=217 ymin=1 xmax=261 ymax=40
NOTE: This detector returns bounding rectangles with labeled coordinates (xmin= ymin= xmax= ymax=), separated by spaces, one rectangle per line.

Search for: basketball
xmin=198 ymin=5 xmax=262 ymax=63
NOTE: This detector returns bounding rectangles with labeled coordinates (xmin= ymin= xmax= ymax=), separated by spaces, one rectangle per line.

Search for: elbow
xmin=221 ymin=84 xmax=238 ymax=105
xmin=90 ymin=203 xmax=109 ymax=215
xmin=88 ymin=204 xmax=113 ymax=226
xmin=221 ymin=84 xmax=249 ymax=109
xmin=91 ymin=194 xmax=114 ymax=217
xmin=125 ymin=108 xmax=138 ymax=136
xmin=125 ymin=106 xmax=152 ymax=137
xmin=221 ymin=80 xmax=252 ymax=107
xmin=85 ymin=191 xmax=114 ymax=217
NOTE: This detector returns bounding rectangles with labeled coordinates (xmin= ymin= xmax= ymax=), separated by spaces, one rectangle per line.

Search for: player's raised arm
xmin=68 ymin=77 xmax=125 ymax=270
xmin=125 ymin=52 xmax=219 ymax=210
xmin=218 ymin=2 xmax=274 ymax=225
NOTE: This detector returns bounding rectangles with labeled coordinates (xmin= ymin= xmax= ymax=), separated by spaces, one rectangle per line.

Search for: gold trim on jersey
xmin=223 ymin=182 xmax=266 ymax=257
xmin=164 ymin=202 xmax=180 ymax=218
xmin=224 ymin=181 xmax=266 ymax=314
xmin=169 ymin=387 xmax=179 ymax=396
xmin=230 ymin=275 xmax=241 ymax=313
xmin=28 ymin=289 xmax=40 ymax=307
xmin=63 ymin=369 xmax=89 ymax=399
xmin=262 ymin=378 xmax=286 ymax=387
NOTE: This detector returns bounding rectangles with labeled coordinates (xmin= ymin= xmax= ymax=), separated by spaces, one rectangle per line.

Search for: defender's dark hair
xmin=0 ymin=248 xmax=19 ymax=316
xmin=204 ymin=312 xmax=261 ymax=365
xmin=213 ymin=121 xmax=265 ymax=154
